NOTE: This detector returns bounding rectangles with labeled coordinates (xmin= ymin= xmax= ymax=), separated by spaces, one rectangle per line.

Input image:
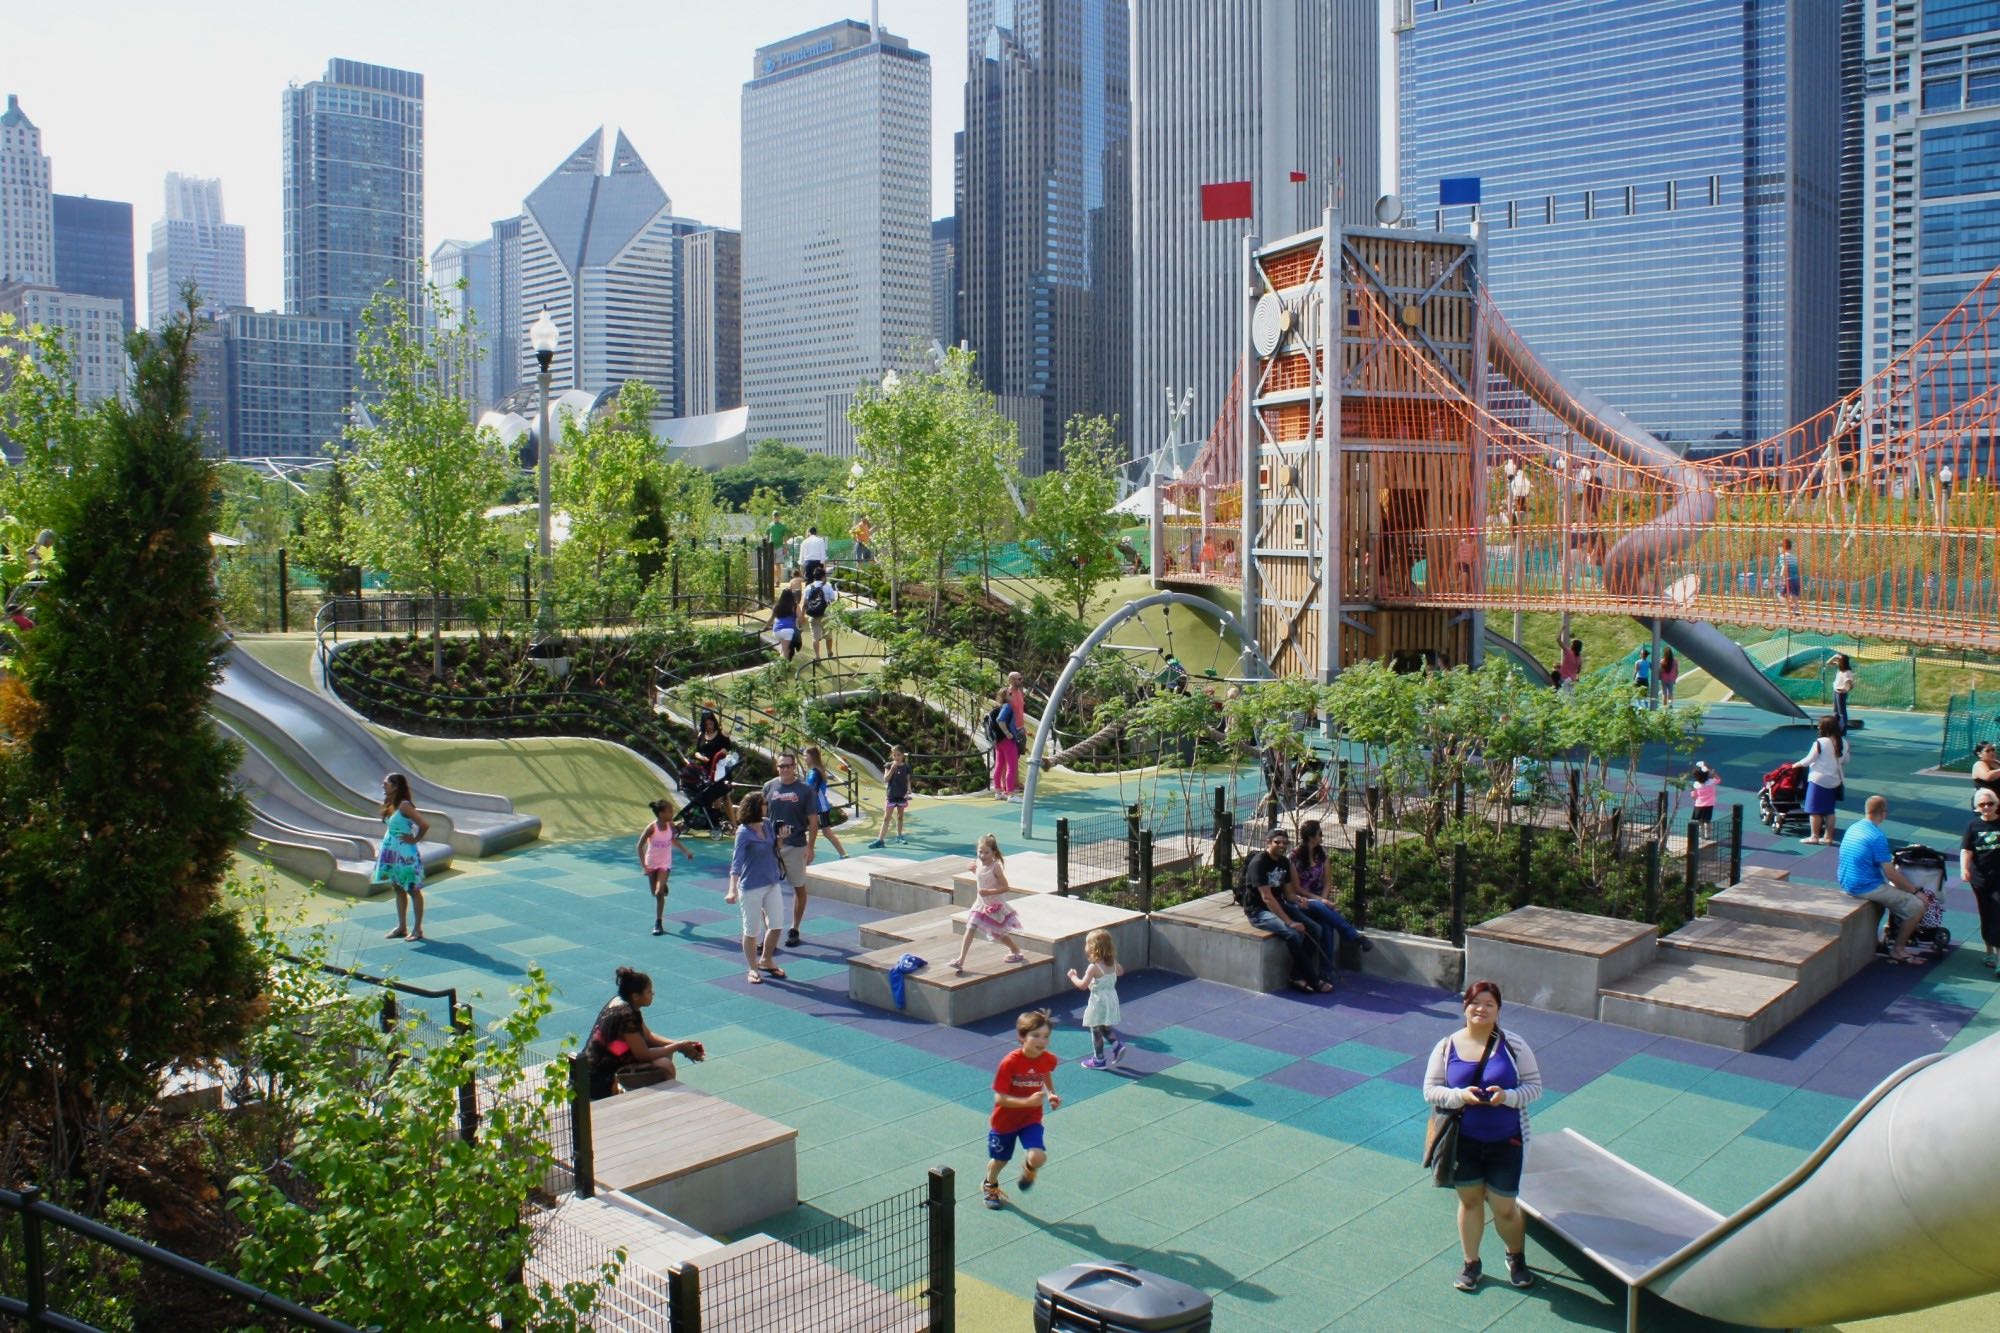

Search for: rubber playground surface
xmin=284 ymin=699 xmax=2000 ymax=1331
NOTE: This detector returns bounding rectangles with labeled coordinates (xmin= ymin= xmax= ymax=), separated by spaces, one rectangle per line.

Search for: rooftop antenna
xmin=870 ymin=0 xmax=880 ymax=38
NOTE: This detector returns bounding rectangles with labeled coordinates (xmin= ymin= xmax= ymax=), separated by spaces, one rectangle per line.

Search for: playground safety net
xmin=1941 ymin=688 xmax=2000 ymax=771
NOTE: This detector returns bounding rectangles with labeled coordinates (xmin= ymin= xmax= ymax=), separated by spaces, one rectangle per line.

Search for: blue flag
xmin=1439 ymin=177 xmax=1481 ymax=206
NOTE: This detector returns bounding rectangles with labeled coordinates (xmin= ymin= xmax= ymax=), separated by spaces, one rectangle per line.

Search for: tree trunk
xmin=431 ymin=575 xmax=446 ymax=679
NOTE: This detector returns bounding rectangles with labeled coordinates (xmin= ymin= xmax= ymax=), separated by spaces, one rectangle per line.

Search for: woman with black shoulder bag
xmin=1422 ymin=979 xmax=1543 ymax=1293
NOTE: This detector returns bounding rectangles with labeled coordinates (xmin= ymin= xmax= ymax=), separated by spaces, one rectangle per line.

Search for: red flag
xmin=1289 ymin=171 xmax=1308 ymax=183
xmin=1200 ymin=181 xmax=1254 ymax=221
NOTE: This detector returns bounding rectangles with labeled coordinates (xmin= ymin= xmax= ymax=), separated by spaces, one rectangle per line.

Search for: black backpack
xmin=804 ymin=583 xmax=829 ymax=618
xmin=984 ymin=706 xmax=1008 ymax=743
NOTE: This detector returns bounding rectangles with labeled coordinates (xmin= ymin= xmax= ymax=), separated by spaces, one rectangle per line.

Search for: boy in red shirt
xmin=984 ymin=1010 xmax=1060 ymax=1209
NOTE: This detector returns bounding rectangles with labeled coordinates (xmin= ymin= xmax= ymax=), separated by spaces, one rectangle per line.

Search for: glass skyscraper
xmin=960 ymin=0 xmax=1131 ymax=473
xmin=282 ymin=58 xmax=424 ymax=332
xmin=1399 ymin=0 xmax=1838 ymax=452
xmin=52 ymin=194 xmax=135 ymax=332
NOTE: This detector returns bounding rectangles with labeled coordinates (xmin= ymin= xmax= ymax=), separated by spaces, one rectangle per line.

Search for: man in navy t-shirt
xmin=1837 ymin=794 xmax=1927 ymax=963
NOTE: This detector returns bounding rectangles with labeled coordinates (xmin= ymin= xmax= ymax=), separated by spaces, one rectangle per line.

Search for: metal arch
xmin=1019 ymin=592 xmax=1269 ymax=837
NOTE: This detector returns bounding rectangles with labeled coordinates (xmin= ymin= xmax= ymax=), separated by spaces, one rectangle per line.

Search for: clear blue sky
xmin=12 ymin=0 xmax=965 ymax=315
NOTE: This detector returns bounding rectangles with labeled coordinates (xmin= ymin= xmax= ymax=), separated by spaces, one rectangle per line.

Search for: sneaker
xmin=1505 ymin=1253 xmax=1534 ymax=1289
xmin=1109 ymin=1040 xmax=1126 ymax=1066
xmin=981 ymin=1182 xmax=1005 ymax=1210
xmin=866 ymin=838 xmax=887 ymax=848
xmin=896 ymin=834 xmax=910 ymax=845
xmin=1080 ymin=1055 xmax=1108 ymax=1070
xmin=1454 ymin=1260 xmax=1482 ymax=1293
xmin=786 ymin=928 xmax=802 ymax=948
xmin=1018 ymin=1166 xmax=1038 ymax=1191
xmin=652 ymin=923 xmax=665 ymax=937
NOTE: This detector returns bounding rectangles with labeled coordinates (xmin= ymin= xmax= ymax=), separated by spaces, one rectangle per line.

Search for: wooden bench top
xmin=1664 ymin=917 xmax=1836 ymax=967
xmin=1709 ymin=877 xmax=1863 ymax=926
xmin=1467 ymin=905 xmax=1657 ymax=956
xmin=870 ymin=855 xmax=970 ymax=888
xmin=1598 ymin=960 xmax=1793 ymax=1021
xmin=590 ymin=1082 xmax=796 ymax=1196
xmin=951 ymin=893 xmax=1141 ymax=941
xmin=1519 ymin=1128 xmax=1721 ymax=1286
xmin=1152 ymin=890 xmax=1275 ymax=940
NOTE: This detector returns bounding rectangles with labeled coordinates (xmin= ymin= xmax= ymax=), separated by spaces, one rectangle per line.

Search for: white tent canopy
xmin=1110 ymin=485 xmax=1186 ymax=519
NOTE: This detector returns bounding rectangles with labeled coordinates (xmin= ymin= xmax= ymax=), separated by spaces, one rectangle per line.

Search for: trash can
xmin=1034 ymin=1262 xmax=1212 ymax=1332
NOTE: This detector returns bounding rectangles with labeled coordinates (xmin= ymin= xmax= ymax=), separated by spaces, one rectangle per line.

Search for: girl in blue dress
xmin=375 ymin=773 xmax=431 ymax=940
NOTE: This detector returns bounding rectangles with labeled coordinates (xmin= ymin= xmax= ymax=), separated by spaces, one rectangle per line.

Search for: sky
xmin=9 ymin=0 xmax=968 ymax=320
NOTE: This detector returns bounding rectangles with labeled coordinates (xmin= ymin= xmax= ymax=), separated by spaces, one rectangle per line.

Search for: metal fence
xmin=1941 ymin=687 xmax=2000 ymax=771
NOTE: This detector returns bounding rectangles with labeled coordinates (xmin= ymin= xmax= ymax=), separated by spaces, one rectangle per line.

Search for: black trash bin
xmin=1034 ymin=1262 xmax=1212 ymax=1332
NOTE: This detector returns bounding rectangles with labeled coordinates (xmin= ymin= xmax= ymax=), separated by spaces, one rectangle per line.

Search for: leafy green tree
xmin=342 ymin=280 xmax=510 ymax=675
xmin=1022 ymin=414 xmax=1124 ymax=619
xmin=550 ymin=379 xmax=664 ymax=627
xmin=0 ymin=306 xmax=262 ymax=1163
xmin=0 ymin=314 xmax=96 ymax=593
xmin=711 ymin=438 xmax=850 ymax=511
xmin=229 ymin=929 xmax=616 ymax=1328
xmin=292 ymin=457 xmax=359 ymax=593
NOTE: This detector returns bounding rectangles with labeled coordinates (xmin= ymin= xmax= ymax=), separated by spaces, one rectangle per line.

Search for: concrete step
xmin=858 ymin=905 xmax=961 ymax=952
xmin=1704 ymin=878 xmax=1878 ymax=980
xmin=847 ymin=928 xmax=1057 ymax=1025
xmin=1659 ymin=917 xmax=1840 ymax=1004
xmin=866 ymin=856 xmax=968 ymax=915
xmin=1597 ymin=958 xmax=1799 ymax=1051
xmin=948 ymin=893 xmax=1151 ymax=974
xmin=803 ymin=852 xmax=916 ymax=907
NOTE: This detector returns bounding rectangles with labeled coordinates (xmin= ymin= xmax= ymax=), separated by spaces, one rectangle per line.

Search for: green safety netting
xmin=1941 ymin=688 xmax=2000 ymax=771
xmin=1751 ymin=630 xmax=1916 ymax=711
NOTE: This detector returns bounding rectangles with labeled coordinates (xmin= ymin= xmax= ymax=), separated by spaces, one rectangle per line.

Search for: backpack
xmin=804 ymin=582 xmax=829 ymax=619
xmin=984 ymin=706 xmax=1008 ymax=743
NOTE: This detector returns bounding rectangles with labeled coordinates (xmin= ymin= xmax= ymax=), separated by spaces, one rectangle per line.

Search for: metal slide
xmin=1480 ymin=305 xmax=1808 ymax=721
xmin=213 ymin=646 xmax=540 ymax=857
xmin=1480 ymin=627 xmax=1553 ymax=686
xmin=1642 ymin=1029 xmax=2000 ymax=1327
xmin=219 ymin=717 xmax=455 ymax=896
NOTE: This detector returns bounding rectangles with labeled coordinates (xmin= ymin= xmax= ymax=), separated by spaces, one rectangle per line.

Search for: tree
xmin=549 ymin=379 xmax=665 ymax=628
xmin=1023 ymin=415 xmax=1125 ymax=619
xmin=711 ymin=438 xmax=850 ymax=511
xmin=0 ymin=314 xmax=95 ymax=594
xmin=342 ymin=280 xmax=510 ymax=676
xmin=0 ymin=305 xmax=262 ymax=1173
xmin=292 ymin=457 xmax=359 ymax=594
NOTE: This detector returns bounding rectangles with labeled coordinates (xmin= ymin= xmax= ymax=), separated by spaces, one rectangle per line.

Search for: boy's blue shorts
xmin=987 ymin=1122 xmax=1045 ymax=1163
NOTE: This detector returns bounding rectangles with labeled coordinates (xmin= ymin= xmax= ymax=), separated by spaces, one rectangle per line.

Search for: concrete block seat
xmin=868 ymin=856 xmax=972 ymax=915
xmin=1705 ymin=875 xmax=1880 ymax=979
xmin=1597 ymin=958 xmax=1798 ymax=1052
xmin=802 ymin=852 xmax=911 ymax=907
xmin=1148 ymin=891 xmax=1293 ymax=993
xmin=1465 ymin=907 xmax=1658 ymax=1019
xmin=848 ymin=929 xmax=1056 ymax=1025
xmin=947 ymin=893 xmax=1151 ymax=975
xmin=1659 ymin=917 xmax=1841 ymax=1001
xmin=859 ymin=904 xmax=963 ymax=952
xmin=587 ymin=1081 xmax=797 ymax=1237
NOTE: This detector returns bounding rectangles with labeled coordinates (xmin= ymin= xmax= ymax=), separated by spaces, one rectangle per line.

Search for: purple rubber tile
xmin=1182 ymin=1006 xmax=1281 ymax=1041
xmin=1351 ymin=1010 xmax=1464 ymax=1056
xmin=669 ymin=908 xmax=731 ymax=926
xmin=906 ymin=1025 xmax=1003 ymax=1060
xmin=1533 ymin=1025 xmax=1660 ymax=1093
xmin=841 ymin=1012 xmax=933 ymax=1040
xmin=1098 ymin=1042 xmax=1185 ymax=1077
xmin=1280 ymin=1005 xmax=1396 ymax=1045
xmin=1481 ymin=1005 xmax=1587 ymax=1046
xmin=1720 ymin=1019 xmax=1867 ymax=1084
xmin=1112 ymin=977 xmax=1240 ymax=1024
xmin=1240 ymin=1022 xmax=1341 ymax=1058
xmin=1263 ymin=1058 xmax=1368 ymax=1098
xmin=1374 ymin=1057 xmax=1430 ymax=1089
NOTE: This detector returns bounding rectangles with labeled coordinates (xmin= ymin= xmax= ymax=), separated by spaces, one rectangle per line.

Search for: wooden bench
xmin=1519 ymin=1127 xmax=1721 ymax=1332
xmin=1465 ymin=906 xmax=1658 ymax=1018
xmin=588 ymin=1081 xmax=797 ymax=1237
xmin=1147 ymin=891 xmax=1292 ymax=992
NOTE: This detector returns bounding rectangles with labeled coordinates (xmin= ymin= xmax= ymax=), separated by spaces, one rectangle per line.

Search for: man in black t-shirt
xmin=1239 ymin=828 xmax=1335 ymax=992
xmin=1961 ymin=790 xmax=2000 ymax=968
xmin=763 ymin=753 xmax=820 ymax=948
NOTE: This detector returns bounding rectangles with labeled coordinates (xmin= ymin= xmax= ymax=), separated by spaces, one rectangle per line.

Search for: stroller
xmin=1887 ymin=845 xmax=1952 ymax=960
xmin=675 ymin=751 xmax=738 ymax=835
xmin=1758 ymin=762 xmax=1810 ymax=834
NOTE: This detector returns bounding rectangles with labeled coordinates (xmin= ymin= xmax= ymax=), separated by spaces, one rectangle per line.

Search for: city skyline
xmin=6 ymin=1 xmax=970 ymax=314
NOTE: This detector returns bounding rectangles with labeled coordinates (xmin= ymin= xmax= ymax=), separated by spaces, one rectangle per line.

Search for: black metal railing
xmin=0 ymin=1187 xmax=362 ymax=1332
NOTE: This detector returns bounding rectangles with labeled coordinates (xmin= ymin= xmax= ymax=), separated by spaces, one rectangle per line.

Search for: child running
xmin=954 ymin=835 xmax=1027 ymax=973
xmin=867 ymin=745 xmax=913 ymax=848
xmin=1067 ymin=929 xmax=1125 ymax=1069
xmin=801 ymin=746 xmax=847 ymax=861
xmin=984 ymin=1009 xmax=1060 ymax=1210
xmin=635 ymin=798 xmax=695 ymax=936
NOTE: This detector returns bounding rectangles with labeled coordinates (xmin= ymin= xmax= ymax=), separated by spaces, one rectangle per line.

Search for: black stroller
xmin=675 ymin=752 xmax=738 ymax=835
xmin=1886 ymin=845 xmax=1952 ymax=960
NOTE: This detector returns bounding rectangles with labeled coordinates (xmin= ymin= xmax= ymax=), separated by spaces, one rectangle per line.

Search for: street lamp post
xmin=1939 ymin=464 xmax=1954 ymax=611
xmin=1557 ymin=455 xmax=1572 ymax=647
xmin=1508 ymin=463 xmax=1531 ymax=644
xmin=529 ymin=310 xmax=561 ymax=666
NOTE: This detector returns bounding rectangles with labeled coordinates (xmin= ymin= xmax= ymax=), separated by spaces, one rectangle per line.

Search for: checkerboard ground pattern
xmin=305 ymin=704 xmax=2000 ymax=1330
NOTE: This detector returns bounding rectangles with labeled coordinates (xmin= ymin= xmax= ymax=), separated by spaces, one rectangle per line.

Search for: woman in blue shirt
xmin=726 ymin=792 xmax=788 ymax=983
xmin=1424 ymin=980 xmax=1544 ymax=1294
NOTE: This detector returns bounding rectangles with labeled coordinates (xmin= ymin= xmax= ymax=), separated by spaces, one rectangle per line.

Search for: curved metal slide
xmin=1480 ymin=627 xmax=1553 ymax=686
xmin=1480 ymin=304 xmax=1807 ymax=720
xmin=213 ymin=646 xmax=540 ymax=858
xmin=220 ymin=717 xmax=456 ymax=896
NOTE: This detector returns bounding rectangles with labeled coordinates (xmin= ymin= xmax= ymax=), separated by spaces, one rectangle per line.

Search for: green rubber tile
xmin=1159 ymin=1156 xmax=1295 ymax=1214
xmin=796 ymin=1148 xmax=889 ymax=1197
xmin=498 ymin=933 xmax=585 ymax=956
xmin=1595 ymin=1136 xmax=1709 ymax=1188
xmin=963 ymin=1231 xmax=1097 ymax=1301
xmin=838 ymin=1124 xmax=951 ymax=1172
xmin=723 ymin=1075 xmax=831 ymax=1118
xmin=1150 ymin=1098 xmax=1267 ymax=1148
xmin=1186 ymin=1196 xmax=1302 ymax=1253
xmin=1285 ymin=1077 xmax=1425 ymax=1144
xmin=1188 ymin=1038 xmax=1300 ymax=1079
xmin=781 ymin=1099 xmax=883 ymax=1146
xmin=1202 ymin=1285 xmax=1296 ymax=1331
xmin=1621 ymin=1089 xmax=1768 ymax=1150
xmin=1235 ymin=1119 xmax=1355 ymax=1170
xmin=1678 ymin=1064 xmax=1794 ymax=1111
xmin=1046 ymin=1199 xmax=1183 ymax=1255
xmin=1333 ymin=1192 xmax=1445 ymax=1251
xmin=785 ymin=1059 xmax=891 ymax=1100
xmin=1140 ymin=1024 xmax=1234 ymax=1062
xmin=887 ymin=1101 xmax=983 ymax=1144
xmin=1231 ymin=1078 xmax=1332 ymax=1124
xmin=821 ymin=1085 xmax=949 ymax=1128
xmin=740 ymin=1040 xmax=839 ymax=1078
xmin=1310 ymin=1143 xmax=1426 ymax=1197
xmin=847 ymin=1041 xmax=952 ymax=1081
xmin=1050 ymin=1145 xmax=1181 ymax=1200
xmin=1222 ymin=1266 xmax=1371 ymax=1330
xmin=1742 ymin=1086 xmax=1854 ymax=1152
xmin=1373 ymin=1247 xmax=1530 ymax=1325
xmin=1283 ymin=1231 xmax=1428 ymax=1298
xmin=1534 ymin=1073 xmax=1662 ymax=1141
xmin=1671 ymin=1135 xmax=1805 ymax=1215
xmin=1312 ymin=1040 xmax=1415 ymax=1076
xmin=1125 ymin=1236 xmax=1267 ymax=1300
xmin=1943 ymin=1002 xmax=2000 ymax=1053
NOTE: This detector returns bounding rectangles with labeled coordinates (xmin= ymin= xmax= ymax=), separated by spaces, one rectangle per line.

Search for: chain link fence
xmin=1941 ymin=687 xmax=2000 ymax=771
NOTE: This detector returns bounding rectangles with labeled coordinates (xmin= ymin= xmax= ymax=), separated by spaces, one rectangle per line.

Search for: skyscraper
xmin=931 ymin=217 xmax=958 ymax=351
xmin=679 ymin=227 xmax=742 ymax=416
xmin=1399 ymin=0 xmax=1838 ymax=451
xmin=0 ymin=94 xmax=54 ymax=286
xmin=960 ymin=0 xmax=1131 ymax=473
xmin=282 ymin=58 xmax=424 ymax=330
xmin=1855 ymin=1 xmax=2000 ymax=391
xmin=1129 ymin=1 xmax=1380 ymax=459
xmin=147 ymin=173 xmax=246 ymax=326
xmin=217 ymin=308 xmax=352 ymax=460
xmin=0 ymin=283 xmax=124 ymax=404
xmin=52 ymin=195 xmax=135 ymax=331
xmin=517 ymin=129 xmax=693 ymax=409
xmin=430 ymin=236 xmax=494 ymax=409
xmin=741 ymin=19 xmax=930 ymax=455
xmin=489 ymin=215 xmax=522 ymax=404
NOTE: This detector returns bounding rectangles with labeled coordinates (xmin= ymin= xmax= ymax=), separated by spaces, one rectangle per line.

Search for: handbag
xmin=1422 ymin=1031 xmax=1498 ymax=1189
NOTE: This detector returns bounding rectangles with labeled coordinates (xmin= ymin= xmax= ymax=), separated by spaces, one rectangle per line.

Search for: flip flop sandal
xmin=748 ymin=970 xmax=764 ymax=984
xmin=762 ymin=965 xmax=788 ymax=980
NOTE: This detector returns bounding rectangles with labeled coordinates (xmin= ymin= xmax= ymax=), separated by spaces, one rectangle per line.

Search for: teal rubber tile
xmin=1356 ymin=1114 xmax=1429 ymax=1163
xmin=1285 ymin=1077 xmax=1425 ymax=1144
xmin=1672 ymin=1135 xmax=1806 ymax=1216
xmin=1139 ymin=1024 xmax=1234 ymax=1062
xmin=1221 ymin=1267 xmax=1371 ymax=1330
xmin=1202 ymin=1286 xmax=1294 ymax=1332
xmin=1312 ymin=1040 xmax=1415 ymax=1076
xmin=1187 ymin=1038 xmax=1300 ymax=1079
xmin=1595 ymin=1137 xmax=1708 ymax=1188
xmin=1162 ymin=1156 xmax=1298 ymax=1213
xmin=847 ymin=1041 xmax=951 ymax=1081
xmin=964 ymin=1231 xmax=1102 ymax=1301
xmin=1283 ymin=1231 xmax=1426 ymax=1297
xmin=781 ymin=1099 xmax=882 ymax=1146
xmin=1041 ymin=1200 xmax=1182 ymax=1255
xmin=1231 ymin=1078 xmax=1334 ymax=1125
xmin=1125 ymin=1236 xmax=1267 ymax=1301
xmin=1309 ymin=1144 xmax=1426 ymax=1197
xmin=1332 ymin=1192 xmax=1444 ymax=1250
xmin=1149 ymin=1098 xmax=1267 ymax=1148
xmin=782 ymin=1059 xmax=889 ymax=1100
xmin=1679 ymin=1063 xmax=1794 ymax=1111
xmin=1372 ymin=1246 xmax=1530 ymax=1325
xmin=1742 ymin=1086 xmax=1854 ymax=1151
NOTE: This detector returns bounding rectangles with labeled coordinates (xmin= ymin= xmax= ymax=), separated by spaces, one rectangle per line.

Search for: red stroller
xmin=1758 ymin=762 xmax=1810 ymax=834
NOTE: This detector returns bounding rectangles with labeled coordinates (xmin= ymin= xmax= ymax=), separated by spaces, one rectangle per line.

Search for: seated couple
xmin=1238 ymin=824 xmax=1372 ymax=993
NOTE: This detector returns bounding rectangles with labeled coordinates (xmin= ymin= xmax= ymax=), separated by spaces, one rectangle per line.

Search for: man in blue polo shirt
xmin=1837 ymin=795 xmax=1927 ymax=964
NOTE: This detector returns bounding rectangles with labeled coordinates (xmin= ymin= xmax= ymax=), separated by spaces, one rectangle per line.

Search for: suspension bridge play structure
xmin=1145 ymin=222 xmax=2000 ymax=703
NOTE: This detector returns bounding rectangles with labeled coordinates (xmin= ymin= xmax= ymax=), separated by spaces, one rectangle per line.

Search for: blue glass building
xmin=1399 ymin=0 xmax=1839 ymax=452
xmin=52 ymin=194 xmax=135 ymax=332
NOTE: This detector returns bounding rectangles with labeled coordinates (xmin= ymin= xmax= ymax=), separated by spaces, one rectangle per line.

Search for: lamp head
xmin=530 ymin=310 xmax=559 ymax=372
xmin=880 ymin=368 xmax=900 ymax=392
xmin=1940 ymin=465 xmax=1954 ymax=486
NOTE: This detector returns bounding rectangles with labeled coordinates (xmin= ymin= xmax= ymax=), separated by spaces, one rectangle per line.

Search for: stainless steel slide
xmin=220 ymin=717 xmax=454 ymax=896
xmin=1479 ymin=302 xmax=1807 ymax=720
xmin=1480 ymin=627 xmax=1553 ymax=686
xmin=213 ymin=646 xmax=540 ymax=856
xmin=1645 ymin=1030 xmax=2000 ymax=1326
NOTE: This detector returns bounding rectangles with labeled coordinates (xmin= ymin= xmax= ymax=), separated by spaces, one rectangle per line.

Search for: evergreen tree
xmin=0 ymin=307 xmax=261 ymax=1144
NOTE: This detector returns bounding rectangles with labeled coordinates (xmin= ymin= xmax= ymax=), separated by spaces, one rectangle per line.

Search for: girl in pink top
xmin=954 ymin=835 xmax=1027 ymax=973
xmin=636 ymin=798 xmax=695 ymax=937
xmin=1689 ymin=762 xmax=1721 ymax=840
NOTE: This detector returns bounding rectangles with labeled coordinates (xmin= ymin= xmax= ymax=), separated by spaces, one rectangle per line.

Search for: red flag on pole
xmin=1200 ymin=180 xmax=1254 ymax=221
xmin=1289 ymin=171 xmax=1308 ymax=183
